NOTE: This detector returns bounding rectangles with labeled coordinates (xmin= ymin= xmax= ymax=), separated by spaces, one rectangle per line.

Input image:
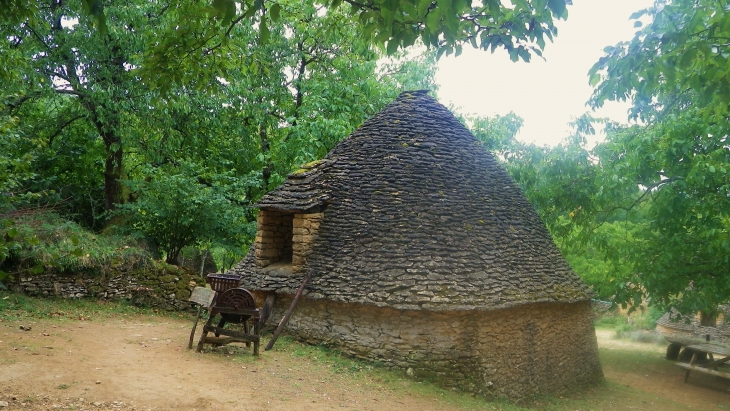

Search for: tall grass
xmin=2 ymin=211 xmax=151 ymax=278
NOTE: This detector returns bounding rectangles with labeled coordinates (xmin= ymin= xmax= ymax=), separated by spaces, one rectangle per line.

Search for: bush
xmin=115 ymin=163 xmax=255 ymax=264
xmin=0 ymin=211 xmax=151 ymax=283
xmin=594 ymin=313 xmax=626 ymax=328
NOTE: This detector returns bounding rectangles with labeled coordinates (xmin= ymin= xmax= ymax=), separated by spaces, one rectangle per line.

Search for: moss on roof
xmin=234 ymin=90 xmax=592 ymax=311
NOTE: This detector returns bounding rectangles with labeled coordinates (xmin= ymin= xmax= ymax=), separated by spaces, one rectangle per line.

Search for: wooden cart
xmin=188 ymin=274 xmax=261 ymax=355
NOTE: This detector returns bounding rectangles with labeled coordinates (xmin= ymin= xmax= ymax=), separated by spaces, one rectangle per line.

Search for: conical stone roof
xmin=233 ymin=90 xmax=592 ymax=311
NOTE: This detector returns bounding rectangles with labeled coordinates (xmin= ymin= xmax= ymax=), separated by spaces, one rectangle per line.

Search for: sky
xmin=434 ymin=0 xmax=655 ymax=146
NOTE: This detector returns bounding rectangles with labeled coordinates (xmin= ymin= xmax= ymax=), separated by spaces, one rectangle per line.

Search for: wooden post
xmin=257 ymin=293 xmax=277 ymax=331
xmin=264 ymin=269 xmax=313 ymax=351
xmin=188 ymin=306 xmax=202 ymax=349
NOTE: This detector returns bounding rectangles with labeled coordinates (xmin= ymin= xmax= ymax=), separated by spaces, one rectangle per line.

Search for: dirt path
xmin=594 ymin=329 xmax=666 ymax=353
xmin=0 ymin=317 xmax=728 ymax=410
xmin=594 ymin=328 xmax=729 ymax=410
xmin=0 ymin=316 xmax=466 ymax=411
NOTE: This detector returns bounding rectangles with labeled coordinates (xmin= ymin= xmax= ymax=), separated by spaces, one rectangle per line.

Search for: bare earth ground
xmin=0 ymin=316 xmax=728 ymax=411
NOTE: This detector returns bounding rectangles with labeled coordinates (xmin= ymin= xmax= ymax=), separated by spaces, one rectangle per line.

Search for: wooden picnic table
xmin=673 ymin=342 xmax=730 ymax=382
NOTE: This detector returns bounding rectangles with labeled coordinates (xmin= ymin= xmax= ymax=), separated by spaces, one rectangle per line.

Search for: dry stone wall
xmin=11 ymin=264 xmax=197 ymax=311
xmin=292 ymin=212 xmax=323 ymax=271
xmin=254 ymin=210 xmax=294 ymax=267
xmin=260 ymin=295 xmax=602 ymax=398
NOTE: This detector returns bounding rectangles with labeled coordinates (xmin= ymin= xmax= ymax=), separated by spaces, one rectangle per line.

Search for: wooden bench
xmin=674 ymin=343 xmax=730 ymax=383
xmin=664 ymin=336 xmax=706 ymax=361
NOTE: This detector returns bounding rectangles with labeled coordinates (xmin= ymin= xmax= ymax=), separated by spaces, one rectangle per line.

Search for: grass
xmin=614 ymin=327 xmax=667 ymax=344
xmin=0 ymin=290 xmax=169 ymax=322
xmin=593 ymin=314 xmax=627 ymax=329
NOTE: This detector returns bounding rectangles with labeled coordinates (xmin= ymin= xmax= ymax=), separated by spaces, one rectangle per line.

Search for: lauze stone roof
xmin=233 ymin=90 xmax=593 ymax=311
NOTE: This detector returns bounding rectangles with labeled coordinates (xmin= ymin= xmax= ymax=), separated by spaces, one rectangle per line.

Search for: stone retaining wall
xmin=11 ymin=263 xmax=197 ymax=311
xmin=260 ymin=294 xmax=602 ymax=398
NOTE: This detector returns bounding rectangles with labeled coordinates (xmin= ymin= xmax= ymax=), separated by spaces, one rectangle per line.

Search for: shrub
xmin=0 ymin=211 xmax=150 ymax=283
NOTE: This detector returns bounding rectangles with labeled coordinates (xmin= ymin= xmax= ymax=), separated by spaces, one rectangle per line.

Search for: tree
xmin=3 ymin=0 xmax=571 ymax=85
xmin=2 ymin=0 xmax=439 ymax=265
xmin=1 ymin=1 xmax=167 ymax=213
xmin=571 ymin=0 xmax=730 ymax=315
xmin=589 ymin=0 xmax=730 ymax=124
xmin=116 ymin=162 xmax=253 ymax=264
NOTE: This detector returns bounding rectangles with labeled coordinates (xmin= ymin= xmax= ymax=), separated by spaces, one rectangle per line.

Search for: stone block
xmin=257 ymin=229 xmax=278 ymax=239
xmin=255 ymin=258 xmax=273 ymax=267
xmin=299 ymin=235 xmax=315 ymax=244
xmin=255 ymin=248 xmax=280 ymax=258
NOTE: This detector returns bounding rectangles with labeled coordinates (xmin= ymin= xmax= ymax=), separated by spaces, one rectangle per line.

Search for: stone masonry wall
xmin=11 ymin=264 xmax=197 ymax=311
xmin=261 ymin=295 xmax=602 ymax=398
xmin=292 ymin=212 xmax=323 ymax=272
xmin=254 ymin=210 xmax=294 ymax=267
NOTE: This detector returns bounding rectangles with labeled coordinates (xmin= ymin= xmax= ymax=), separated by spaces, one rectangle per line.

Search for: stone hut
xmin=656 ymin=306 xmax=730 ymax=344
xmin=231 ymin=91 xmax=602 ymax=398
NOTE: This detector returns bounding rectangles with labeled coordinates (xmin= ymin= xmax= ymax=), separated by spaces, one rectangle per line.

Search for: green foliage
xmin=1 ymin=0 xmax=166 ymax=214
xmin=0 ymin=212 xmax=150 ymax=282
xmin=580 ymin=0 xmax=730 ymax=316
xmin=594 ymin=313 xmax=626 ymax=329
xmin=1 ymin=0 xmax=438 ymax=263
xmin=595 ymin=306 xmax=663 ymax=343
xmin=0 ymin=114 xmax=43 ymax=209
xmin=474 ymin=95 xmax=728 ymax=316
xmin=115 ymin=164 xmax=255 ymax=264
xmin=468 ymin=114 xmax=639 ymax=301
xmin=4 ymin=0 xmax=571 ymax=63
xmin=0 ymin=0 xmax=38 ymax=25
xmin=467 ymin=112 xmax=524 ymax=155
xmin=137 ymin=0 xmax=569 ymax=85
xmin=609 ymin=306 xmax=665 ymax=343
xmin=209 ymin=245 xmax=247 ymax=273
xmin=589 ymin=0 xmax=730 ymax=124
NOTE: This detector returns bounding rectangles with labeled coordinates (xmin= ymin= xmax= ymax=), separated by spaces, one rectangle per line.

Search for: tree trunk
xmin=103 ymin=132 xmax=124 ymax=211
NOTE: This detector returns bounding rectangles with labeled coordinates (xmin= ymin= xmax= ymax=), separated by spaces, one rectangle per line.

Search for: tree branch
xmin=47 ymin=114 xmax=85 ymax=145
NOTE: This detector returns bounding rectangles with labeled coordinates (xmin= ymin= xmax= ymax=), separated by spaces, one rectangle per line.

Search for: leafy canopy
xmin=3 ymin=0 xmax=571 ymax=81
xmin=589 ymin=0 xmax=730 ymax=123
xmin=1 ymin=0 xmax=440 ymax=269
xmin=576 ymin=0 xmax=730 ymax=315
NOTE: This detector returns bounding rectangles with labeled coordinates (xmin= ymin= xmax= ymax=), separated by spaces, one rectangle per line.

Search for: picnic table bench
xmin=665 ymin=336 xmax=730 ymax=383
